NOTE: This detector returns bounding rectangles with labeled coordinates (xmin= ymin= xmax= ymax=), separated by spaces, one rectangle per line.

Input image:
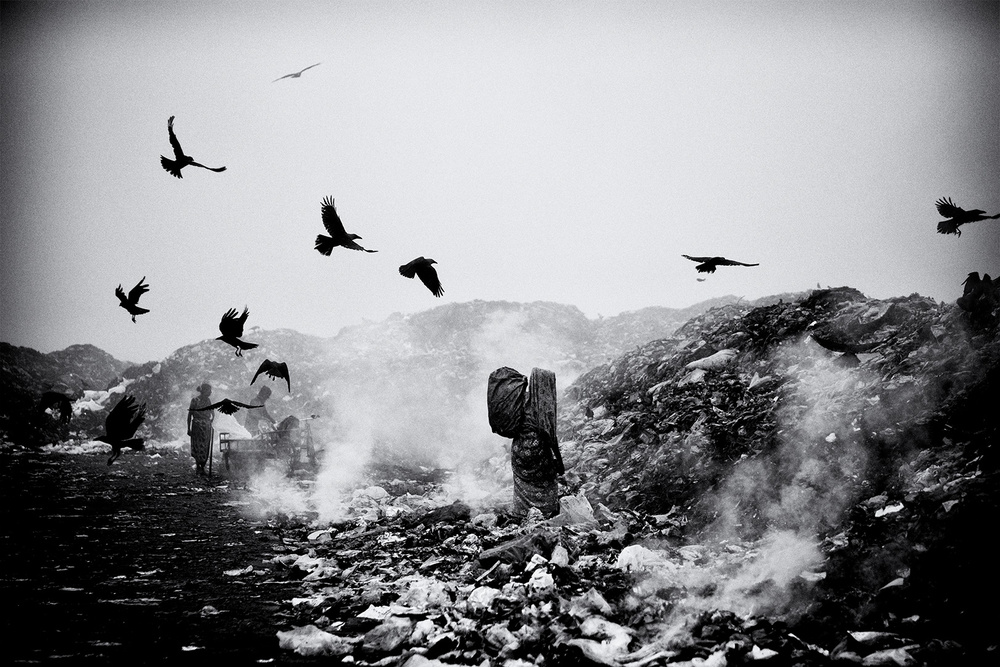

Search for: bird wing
xmin=936 ymin=197 xmax=965 ymax=218
xmin=682 ymin=255 xmax=714 ymax=263
xmin=300 ymin=62 xmax=321 ymax=74
xmin=399 ymin=258 xmax=422 ymax=278
xmin=273 ymin=362 xmax=291 ymax=390
xmin=251 ymin=360 xmax=271 ymax=385
xmin=219 ymin=307 xmax=249 ymax=337
xmin=115 ymin=284 xmax=128 ymax=305
xmin=208 ymin=399 xmax=262 ymax=415
xmin=167 ymin=116 xmax=185 ymax=160
xmin=106 ymin=395 xmax=144 ymax=440
xmin=188 ymin=161 xmax=227 ymax=173
xmin=320 ymin=197 xmax=348 ymax=238
xmin=416 ymin=264 xmax=444 ymax=297
xmin=127 ymin=277 xmax=149 ymax=304
xmin=713 ymin=258 xmax=759 ymax=267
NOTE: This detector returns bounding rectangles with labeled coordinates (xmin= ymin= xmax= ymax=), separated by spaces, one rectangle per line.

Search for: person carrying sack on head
xmin=488 ymin=366 xmax=564 ymax=519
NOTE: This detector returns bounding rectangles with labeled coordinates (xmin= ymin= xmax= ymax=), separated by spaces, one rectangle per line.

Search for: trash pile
xmin=247 ymin=286 xmax=998 ymax=665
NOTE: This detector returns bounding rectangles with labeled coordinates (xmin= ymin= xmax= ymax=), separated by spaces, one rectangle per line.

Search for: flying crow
xmin=935 ymin=197 xmax=999 ymax=237
xmin=98 ymin=395 xmax=147 ymax=466
xmin=399 ymin=257 xmax=444 ymax=297
xmin=160 ymin=116 xmax=227 ymax=179
xmin=190 ymin=398 xmax=263 ymax=416
xmin=315 ymin=197 xmax=376 ymax=254
xmin=273 ymin=62 xmax=321 ymax=82
xmin=682 ymin=255 xmax=759 ymax=274
xmin=116 ymin=277 xmax=150 ymax=323
xmin=39 ymin=391 xmax=72 ymax=424
xmin=252 ymin=359 xmax=291 ymax=392
xmin=217 ymin=307 xmax=258 ymax=357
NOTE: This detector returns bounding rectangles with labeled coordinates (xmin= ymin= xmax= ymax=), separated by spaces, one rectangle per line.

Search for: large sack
xmin=487 ymin=367 xmax=527 ymax=438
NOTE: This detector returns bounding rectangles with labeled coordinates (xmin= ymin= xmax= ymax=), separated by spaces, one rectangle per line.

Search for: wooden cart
xmin=218 ymin=415 xmax=321 ymax=476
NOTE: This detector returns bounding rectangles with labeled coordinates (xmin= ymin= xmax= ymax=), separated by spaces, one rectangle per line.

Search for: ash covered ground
xmin=2 ymin=288 xmax=998 ymax=666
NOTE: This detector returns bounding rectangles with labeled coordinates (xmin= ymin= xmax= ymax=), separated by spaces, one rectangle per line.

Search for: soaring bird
xmin=98 ymin=395 xmax=147 ymax=466
xmin=252 ymin=359 xmax=291 ymax=392
xmin=314 ymin=197 xmax=377 ymax=254
xmin=160 ymin=116 xmax=227 ymax=179
xmin=935 ymin=197 xmax=1000 ymax=237
xmin=399 ymin=257 xmax=444 ymax=297
xmin=217 ymin=307 xmax=258 ymax=357
xmin=682 ymin=255 xmax=760 ymax=274
xmin=189 ymin=398 xmax=263 ymax=416
xmin=273 ymin=62 xmax=321 ymax=82
xmin=39 ymin=391 xmax=72 ymax=424
xmin=116 ymin=277 xmax=150 ymax=323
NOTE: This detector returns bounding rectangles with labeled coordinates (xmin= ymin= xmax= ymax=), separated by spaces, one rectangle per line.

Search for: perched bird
xmin=273 ymin=62 xmax=321 ymax=82
xmin=115 ymin=277 xmax=150 ymax=323
xmin=682 ymin=255 xmax=760 ymax=274
xmin=217 ymin=307 xmax=258 ymax=357
xmin=189 ymin=398 xmax=263 ymax=416
xmin=39 ymin=391 xmax=72 ymax=424
xmin=314 ymin=197 xmax=376 ymax=254
xmin=160 ymin=116 xmax=227 ymax=179
xmin=98 ymin=395 xmax=147 ymax=466
xmin=252 ymin=359 xmax=291 ymax=392
xmin=957 ymin=272 xmax=998 ymax=312
xmin=935 ymin=197 xmax=999 ymax=237
xmin=399 ymin=257 xmax=444 ymax=297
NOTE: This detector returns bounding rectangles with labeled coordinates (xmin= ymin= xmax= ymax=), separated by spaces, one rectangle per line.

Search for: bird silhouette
xmin=160 ymin=116 xmax=227 ymax=179
xmin=314 ymin=197 xmax=377 ymax=254
xmin=189 ymin=398 xmax=263 ymax=416
xmin=98 ymin=395 xmax=147 ymax=466
xmin=39 ymin=391 xmax=72 ymax=424
xmin=115 ymin=277 xmax=150 ymax=323
xmin=957 ymin=272 xmax=998 ymax=312
xmin=935 ymin=197 xmax=999 ymax=237
xmin=399 ymin=257 xmax=444 ymax=297
xmin=273 ymin=62 xmax=321 ymax=82
xmin=217 ymin=307 xmax=258 ymax=356
xmin=682 ymin=255 xmax=760 ymax=274
xmin=252 ymin=359 xmax=291 ymax=392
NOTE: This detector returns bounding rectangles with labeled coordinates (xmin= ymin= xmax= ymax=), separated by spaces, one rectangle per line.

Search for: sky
xmin=1 ymin=0 xmax=998 ymax=364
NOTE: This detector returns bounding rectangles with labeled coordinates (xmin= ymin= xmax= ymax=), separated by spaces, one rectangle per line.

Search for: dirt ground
xmin=0 ymin=445 xmax=320 ymax=665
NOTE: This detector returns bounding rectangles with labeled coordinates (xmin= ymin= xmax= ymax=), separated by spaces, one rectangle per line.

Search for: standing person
xmin=488 ymin=367 xmax=564 ymax=519
xmin=187 ymin=383 xmax=214 ymax=476
xmin=242 ymin=385 xmax=276 ymax=435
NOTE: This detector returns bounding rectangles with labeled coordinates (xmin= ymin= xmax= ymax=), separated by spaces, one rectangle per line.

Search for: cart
xmin=219 ymin=415 xmax=321 ymax=477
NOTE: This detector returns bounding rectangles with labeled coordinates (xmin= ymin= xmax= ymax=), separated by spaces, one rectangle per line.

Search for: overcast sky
xmin=2 ymin=0 xmax=998 ymax=364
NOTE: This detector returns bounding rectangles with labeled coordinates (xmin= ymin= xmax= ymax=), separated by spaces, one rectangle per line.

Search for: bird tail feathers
xmin=160 ymin=156 xmax=183 ymax=178
xmin=315 ymin=235 xmax=335 ymax=255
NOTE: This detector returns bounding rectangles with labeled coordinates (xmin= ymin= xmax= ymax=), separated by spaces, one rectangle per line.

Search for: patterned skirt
xmin=511 ymin=432 xmax=559 ymax=518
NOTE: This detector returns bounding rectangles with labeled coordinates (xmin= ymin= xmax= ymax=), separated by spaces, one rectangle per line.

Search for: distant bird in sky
xmin=115 ymin=277 xmax=150 ymax=323
xmin=190 ymin=398 xmax=263 ymax=416
xmin=39 ymin=391 xmax=72 ymax=424
xmin=935 ymin=197 xmax=999 ymax=237
xmin=98 ymin=395 xmax=146 ymax=466
xmin=682 ymin=255 xmax=760 ymax=274
xmin=160 ymin=116 xmax=227 ymax=179
xmin=399 ymin=257 xmax=444 ymax=297
xmin=314 ymin=197 xmax=377 ymax=255
xmin=252 ymin=359 xmax=290 ymax=392
xmin=273 ymin=62 xmax=321 ymax=82
xmin=217 ymin=307 xmax=258 ymax=357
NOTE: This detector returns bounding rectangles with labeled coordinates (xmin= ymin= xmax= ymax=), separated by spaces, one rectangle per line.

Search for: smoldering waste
xmin=230 ymin=287 xmax=997 ymax=666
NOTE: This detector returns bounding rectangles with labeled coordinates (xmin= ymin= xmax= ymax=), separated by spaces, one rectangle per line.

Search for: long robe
xmin=511 ymin=368 xmax=562 ymax=518
xmin=188 ymin=395 xmax=213 ymax=466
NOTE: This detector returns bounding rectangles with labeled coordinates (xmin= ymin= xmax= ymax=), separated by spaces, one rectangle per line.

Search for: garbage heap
xmin=260 ymin=286 xmax=998 ymax=665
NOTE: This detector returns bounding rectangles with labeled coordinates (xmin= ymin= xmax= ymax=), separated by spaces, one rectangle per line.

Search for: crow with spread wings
xmin=314 ymin=197 xmax=377 ymax=254
xmin=98 ymin=395 xmax=147 ymax=466
xmin=935 ymin=197 xmax=999 ymax=237
xmin=252 ymin=359 xmax=290 ymax=392
xmin=682 ymin=255 xmax=759 ymax=274
xmin=273 ymin=62 xmax=321 ymax=82
xmin=399 ymin=257 xmax=444 ymax=297
xmin=116 ymin=277 xmax=150 ymax=323
xmin=160 ymin=116 xmax=227 ymax=179
xmin=189 ymin=398 xmax=263 ymax=416
xmin=216 ymin=307 xmax=258 ymax=357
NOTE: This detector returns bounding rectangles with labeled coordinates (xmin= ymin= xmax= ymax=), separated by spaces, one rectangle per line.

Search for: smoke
xmin=241 ymin=306 xmax=587 ymax=521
